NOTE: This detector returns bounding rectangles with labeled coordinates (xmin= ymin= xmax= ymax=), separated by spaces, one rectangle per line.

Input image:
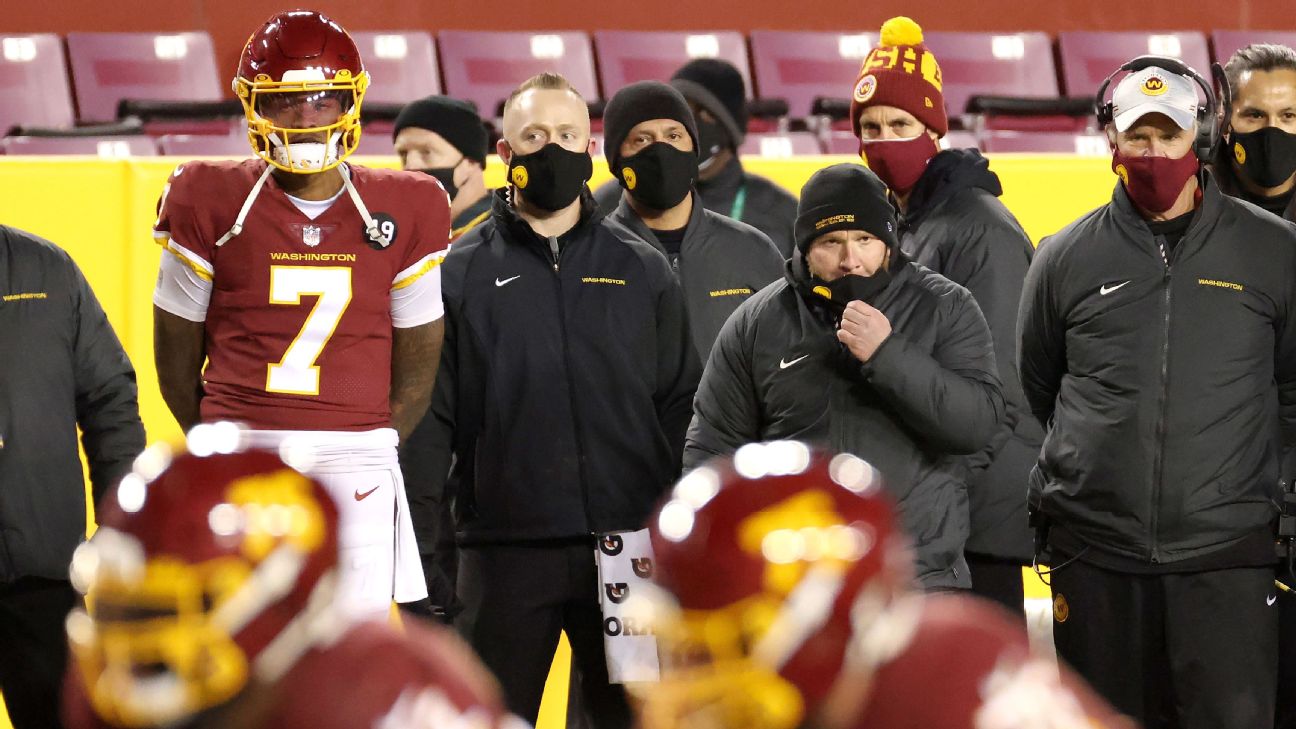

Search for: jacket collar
xmin=1109 ymin=169 xmax=1224 ymax=262
xmin=488 ymin=186 xmax=603 ymax=250
xmin=609 ymin=190 xmax=708 ymax=255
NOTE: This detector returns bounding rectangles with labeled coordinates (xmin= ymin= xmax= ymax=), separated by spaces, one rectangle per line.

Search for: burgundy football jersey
xmin=154 ymin=159 xmax=450 ymax=431
xmin=854 ymin=595 xmax=1133 ymax=729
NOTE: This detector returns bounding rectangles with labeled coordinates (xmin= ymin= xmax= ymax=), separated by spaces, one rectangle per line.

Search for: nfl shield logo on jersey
xmin=302 ymin=225 xmax=322 ymax=247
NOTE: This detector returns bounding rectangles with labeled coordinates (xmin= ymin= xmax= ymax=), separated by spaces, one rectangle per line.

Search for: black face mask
xmin=616 ymin=142 xmax=698 ymax=210
xmin=810 ymin=268 xmax=893 ymax=310
xmin=696 ymin=119 xmax=730 ymax=169
xmin=1231 ymin=126 xmax=1296 ymax=189
xmin=507 ymin=143 xmax=593 ymax=212
xmin=417 ymin=162 xmax=460 ymax=201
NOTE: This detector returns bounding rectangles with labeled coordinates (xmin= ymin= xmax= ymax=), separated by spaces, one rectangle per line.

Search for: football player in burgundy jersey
xmin=636 ymin=442 xmax=1138 ymax=729
xmin=151 ymin=10 xmax=452 ymax=620
xmin=62 ymin=426 xmax=526 ymax=729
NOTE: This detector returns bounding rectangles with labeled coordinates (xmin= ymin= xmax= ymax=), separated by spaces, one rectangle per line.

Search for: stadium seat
xmin=979 ymin=130 xmax=1109 ymax=155
xmin=1211 ymin=30 xmax=1296 ymax=65
xmin=0 ymin=34 xmax=77 ymax=133
xmin=355 ymin=130 xmax=398 ymax=158
xmin=1057 ymin=31 xmax=1211 ymax=96
xmin=593 ymin=31 xmax=751 ymax=100
xmin=738 ymin=131 xmax=821 ymax=157
xmin=65 ymin=32 xmax=223 ymax=123
xmin=747 ymin=31 xmax=874 ymax=119
xmin=0 ymin=135 xmax=157 ymax=156
xmin=155 ymin=133 xmax=248 ymax=156
xmin=350 ymin=31 xmax=440 ymax=104
xmin=923 ymin=32 xmax=1077 ymax=130
xmin=437 ymin=31 xmax=599 ymax=118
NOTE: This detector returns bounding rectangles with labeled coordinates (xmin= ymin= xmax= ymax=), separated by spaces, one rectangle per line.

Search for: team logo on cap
xmin=511 ymin=165 xmax=529 ymax=189
xmin=622 ymin=167 xmax=637 ymax=190
xmin=1234 ymin=141 xmax=1247 ymax=165
xmin=853 ymin=74 xmax=878 ymax=103
xmin=1141 ymin=73 xmax=1169 ymax=96
xmin=1114 ymin=163 xmax=1129 ymax=185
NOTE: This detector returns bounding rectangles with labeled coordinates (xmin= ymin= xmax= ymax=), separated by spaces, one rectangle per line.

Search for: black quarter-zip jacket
xmin=607 ymin=192 xmax=785 ymax=362
xmin=407 ymin=189 xmax=700 ymax=546
xmin=1018 ymin=172 xmax=1296 ymax=565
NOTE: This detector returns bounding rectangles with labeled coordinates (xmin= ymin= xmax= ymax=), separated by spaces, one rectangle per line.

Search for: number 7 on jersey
xmin=266 ymin=266 xmax=353 ymax=395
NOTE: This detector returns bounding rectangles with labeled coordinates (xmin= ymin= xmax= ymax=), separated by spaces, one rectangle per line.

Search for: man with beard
xmin=849 ymin=16 xmax=1041 ymax=619
xmin=1209 ymin=42 xmax=1296 ymax=729
xmin=595 ymin=59 xmax=799 ymax=258
xmin=601 ymin=80 xmax=783 ymax=360
xmin=685 ymin=162 xmax=1005 ymax=592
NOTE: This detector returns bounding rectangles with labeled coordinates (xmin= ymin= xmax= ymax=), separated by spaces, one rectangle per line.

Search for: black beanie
xmin=795 ymin=164 xmax=899 ymax=255
xmin=671 ymin=58 xmax=748 ymax=147
xmin=392 ymin=95 xmax=489 ymax=165
xmin=602 ymin=81 xmax=700 ymax=168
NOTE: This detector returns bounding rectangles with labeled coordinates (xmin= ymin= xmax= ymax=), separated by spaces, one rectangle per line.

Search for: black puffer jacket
xmin=1018 ymin=173 xmax=1296 ymax=565
xmin=686 ymin=253 xmax=1005 ymax=589
xmin=900 ymin=149 xmax=1043 ymax=561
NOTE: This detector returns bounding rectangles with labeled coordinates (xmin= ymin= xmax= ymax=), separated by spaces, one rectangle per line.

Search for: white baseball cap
xmin=1110 ymin=66 xmax=1200 ymax=132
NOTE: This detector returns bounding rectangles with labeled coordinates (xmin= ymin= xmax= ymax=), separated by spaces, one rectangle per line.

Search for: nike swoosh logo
xmin=1100 ymin=281 xmax=1130 ymax=295
xmin=354 ymin=485 xmax=381 ymax=501
xmin=495 ymin=275 xmax=521 ymax=287
xmin=779 ymin=355 xmax=810 ymax=369
xmin=1267 ymin=594 xmax=1278 ymax=606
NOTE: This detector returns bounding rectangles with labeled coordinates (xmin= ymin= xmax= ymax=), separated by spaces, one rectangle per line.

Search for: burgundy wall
xmin=5 ymin=0 xmax=1290 ymax=90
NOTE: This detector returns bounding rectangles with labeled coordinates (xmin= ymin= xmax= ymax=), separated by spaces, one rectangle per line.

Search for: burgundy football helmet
xmin=232 ymin=10 xmax=368 ymax=173
xmin=65 ymin=423 xmax=340 ymax=728
xmin=640 ymin=441 xmax=914 ymax=729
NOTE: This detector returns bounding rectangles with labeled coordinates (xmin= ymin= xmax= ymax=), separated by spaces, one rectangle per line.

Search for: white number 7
xmin=266 ymin=266 xmax=353 ymax=395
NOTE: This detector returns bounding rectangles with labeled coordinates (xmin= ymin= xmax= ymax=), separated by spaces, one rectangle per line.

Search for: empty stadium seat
xmin=979 ymin=130 xmax=1109 ymax=155
xmin=437 ymin=31 xmax=599 ymax=118
xmin=1211 ymin=30 xmax=1296 ymax=65
xmin=738 ymin=131 xmax=822 ymax=157
xmin=0 ymin=135 xmax=157 ymax=156
xmin=155 ymin=133 xmax=248 ymax=156
xmin=350 ymin=31 xmax=440 ymax=104
xmin=747 ymin=31 xmax=874 ymax=118
xmin=593 ymin=30 xmax=751 ymax=100
xmin=0 ymin=34 xmax=76 ymax=133
xmin=924 ymin=31 xmax=1074 ymax=130
xmin=1057 ymin=31 xmax=1211 ymax=96
xmin=65 ymin=32 xmax=223 ymax=123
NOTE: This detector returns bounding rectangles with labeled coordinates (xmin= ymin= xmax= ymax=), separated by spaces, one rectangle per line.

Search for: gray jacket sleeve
xmin=1016 ymin=236 xmax=1067 ymax=429
xmin=684 ymin=306 xmax=761 ymax=469
xmin=864 ymin=289 xmax=1005 ymax=456
xmin=70 ymin=261 xmax=145 ymax=505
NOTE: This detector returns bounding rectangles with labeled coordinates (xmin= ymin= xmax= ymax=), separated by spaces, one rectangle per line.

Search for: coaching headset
xmin=1094 ymin=54 xmax=1229 ymax=163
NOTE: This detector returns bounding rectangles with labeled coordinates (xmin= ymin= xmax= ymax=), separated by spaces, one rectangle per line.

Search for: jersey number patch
xmin=266 ymin=266 xmax=353 ymax=395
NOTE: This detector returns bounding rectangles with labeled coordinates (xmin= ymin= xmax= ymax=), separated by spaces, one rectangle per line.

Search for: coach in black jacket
xmin=686 ymin=164 xmax=1004 ymax=590
xmin=600 ymin=81 xmax=784 ymax=361
xmin=408 ymin=73 xmax=699 ymax=729
xmin=1017 ymin=60 xmax=1296 ymax=729
xmin=0 ymin=224 xmax=145 ymax=729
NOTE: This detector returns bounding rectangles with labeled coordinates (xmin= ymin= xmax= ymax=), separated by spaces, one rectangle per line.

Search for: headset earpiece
xmin=1094 ymin=54 xmax=1218 ymax=162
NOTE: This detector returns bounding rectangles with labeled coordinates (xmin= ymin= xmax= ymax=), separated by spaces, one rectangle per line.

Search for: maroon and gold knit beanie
xmin=849 ymin=17 xmax=947 ymax=138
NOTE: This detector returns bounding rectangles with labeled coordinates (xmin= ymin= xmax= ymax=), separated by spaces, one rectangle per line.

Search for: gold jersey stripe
xmin=391 ymin=253 xmax=444 ymax=292
xmin=166 ymin=243 xmax=214 ymax=282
